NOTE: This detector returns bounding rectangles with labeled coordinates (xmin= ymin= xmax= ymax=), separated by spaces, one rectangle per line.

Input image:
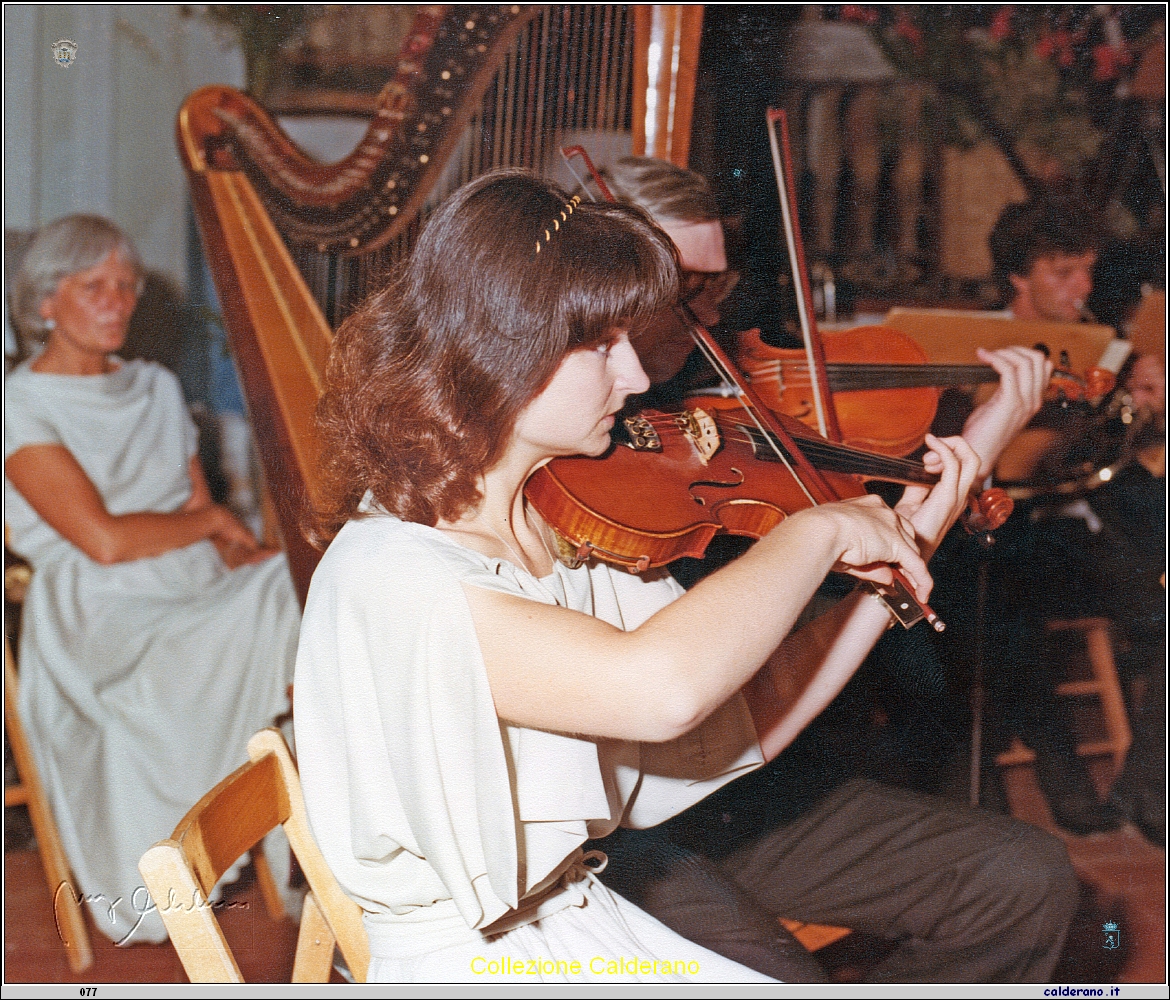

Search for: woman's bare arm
xmin=466 ymin=435 xmax=977 ymax=747
xmin=180 ymin=456 xmax=277 ymax=568
xmin=181 ymin=455 xmax=214 ymax=511
xmin=6 ymin=444 xmax=258 ymax=565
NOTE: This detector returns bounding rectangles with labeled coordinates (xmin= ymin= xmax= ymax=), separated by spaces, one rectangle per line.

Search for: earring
xmin=43 ymin=318 xmax=56 ymax=331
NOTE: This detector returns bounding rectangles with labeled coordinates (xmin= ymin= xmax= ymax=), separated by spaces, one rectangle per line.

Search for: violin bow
xmin=561 ymin=145 xmax=616 ymax=203
xmin=764 ymin=109 xmax=1012 ymax=548
xmin=766 ymin=107 xmax=842 ymax=443
xmin=560 ymin=145 xmax=943 ymax=630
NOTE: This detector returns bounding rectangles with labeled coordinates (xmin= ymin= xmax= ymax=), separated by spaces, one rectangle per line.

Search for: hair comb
xmin=535 ymin=195 xmax=582 ymax=254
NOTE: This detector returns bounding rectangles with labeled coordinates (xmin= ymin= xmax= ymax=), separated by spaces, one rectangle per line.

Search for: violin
xmin=525 ymin=310 xmax=1013 ymax=633
xmin=531 ymin=138 xmax=1012 ymax=631
xmin=734 ymin=325 xmax=1117 ymax=458
xmin=526 ymin=401 xmax=1009 ymax=569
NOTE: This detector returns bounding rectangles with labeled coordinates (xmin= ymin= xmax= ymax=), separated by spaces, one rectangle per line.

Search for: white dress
xmin=4 ymin=359 xmax=300 ymax=944
xmin=294 ymin=511 xmax=774 ymax=983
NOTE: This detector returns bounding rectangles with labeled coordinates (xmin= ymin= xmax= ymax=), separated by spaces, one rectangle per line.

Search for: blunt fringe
xmin=312 ymin=170 xmax=680 ymax=539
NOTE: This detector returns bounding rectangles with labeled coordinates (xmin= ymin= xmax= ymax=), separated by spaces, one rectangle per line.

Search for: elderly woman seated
xmin=4 ymin=215 xmax=299 ymax=944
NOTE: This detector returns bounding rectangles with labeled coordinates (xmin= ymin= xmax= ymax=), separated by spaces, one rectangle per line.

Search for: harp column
xmin=632 ymin=5 xmax=704 ymax=167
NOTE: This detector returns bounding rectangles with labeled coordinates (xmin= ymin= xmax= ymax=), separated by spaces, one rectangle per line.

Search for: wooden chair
xmin=996 ymin=618 xmax=1132 ymax=779
xmin=4 ymin=555 xmax=94 ymax=973
xmin=778 ymin=918 xmax=851 ymax=953
xmin=138 ymin=728 xmax=369 ymax=983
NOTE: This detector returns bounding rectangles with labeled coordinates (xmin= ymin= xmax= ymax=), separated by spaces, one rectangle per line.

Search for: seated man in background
xmin=989 ymin=197 xmax=1097 ymax=324
xmin=977 ymin=196 xmax=1163 ymax=840
xmin=586 ymin=157 xmax=1076 ymax=983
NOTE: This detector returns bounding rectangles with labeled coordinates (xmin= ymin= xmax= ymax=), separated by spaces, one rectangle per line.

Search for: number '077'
xmin=80 ymin=990 xmax=97 ymax=997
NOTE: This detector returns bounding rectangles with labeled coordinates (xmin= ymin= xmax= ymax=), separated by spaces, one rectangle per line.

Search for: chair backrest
xmin=138 ymin=728 xmax=369 ymax=983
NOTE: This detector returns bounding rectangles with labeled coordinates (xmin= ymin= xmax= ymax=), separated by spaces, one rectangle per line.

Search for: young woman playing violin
xmin=592 ymin=157 xmax=1077 ymax=983
xmin=293 ymin=172 xmax=1073 ymax=983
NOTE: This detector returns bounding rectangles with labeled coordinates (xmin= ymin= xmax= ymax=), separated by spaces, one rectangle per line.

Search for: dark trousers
xmin=597 ymin=779 xmax=1078 ymax=983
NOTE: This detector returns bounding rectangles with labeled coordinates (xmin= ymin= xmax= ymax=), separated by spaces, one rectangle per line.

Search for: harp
xmin=178 ymin=4 xmax=704 ymax=602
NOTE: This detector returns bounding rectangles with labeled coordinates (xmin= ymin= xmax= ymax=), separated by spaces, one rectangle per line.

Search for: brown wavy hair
xmin=989 ymin=196 xmax=1101 ymax=300
xmin=313 ymin=170 xmax=680 ymax=539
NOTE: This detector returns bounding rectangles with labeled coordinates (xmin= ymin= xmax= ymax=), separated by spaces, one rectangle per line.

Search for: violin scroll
xmin=962 ymin=487 xmax=1014 ymax=547
xmin=1082 ymin=367 xmax=1116 ymax=400
xmin=1047 ymin=365 xmax=1115 ymax=404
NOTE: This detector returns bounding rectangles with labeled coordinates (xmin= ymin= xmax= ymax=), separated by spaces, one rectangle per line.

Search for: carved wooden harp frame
xmin=178 ymin=5 xmax=704 ymax=602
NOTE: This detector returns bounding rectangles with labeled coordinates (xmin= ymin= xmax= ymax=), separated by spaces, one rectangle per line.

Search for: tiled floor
xmin=5 ymin=765 xmax=1164 ymax=984
xmin=4 ymin=849 xmax=311 ymax=983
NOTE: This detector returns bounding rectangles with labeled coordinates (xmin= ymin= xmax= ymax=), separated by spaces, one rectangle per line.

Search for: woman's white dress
xmin=294 ymin=511 xmax=774 ymax=982
xmin=4 ymin=359 xmax=300 ymax=944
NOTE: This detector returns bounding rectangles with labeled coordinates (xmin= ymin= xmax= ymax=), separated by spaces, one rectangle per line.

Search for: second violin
xmin=735 ymin=325 xmax=1116 ymax=458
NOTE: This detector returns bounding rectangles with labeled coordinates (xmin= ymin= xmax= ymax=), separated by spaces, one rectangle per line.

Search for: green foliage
xmin=867 ymin=6 xmax=1104 ymax=179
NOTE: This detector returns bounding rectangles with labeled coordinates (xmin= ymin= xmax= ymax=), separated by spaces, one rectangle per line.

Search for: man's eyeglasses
xmin=681 ymin=268 xmax=739 ymax=304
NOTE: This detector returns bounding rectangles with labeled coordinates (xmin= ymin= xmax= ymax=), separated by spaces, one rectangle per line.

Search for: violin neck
xmin=737 ymin=424 xmax=937 ymax=486
xmin=826 ymin=363 xmax=999 ymax=392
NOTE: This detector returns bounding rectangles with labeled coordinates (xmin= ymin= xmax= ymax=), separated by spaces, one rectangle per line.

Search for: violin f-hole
xmin=688 ymin=468 xmax=746 ymax=505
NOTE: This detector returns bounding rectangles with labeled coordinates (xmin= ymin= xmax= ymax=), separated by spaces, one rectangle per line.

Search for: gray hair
xmin=11 ymin=215 xmax=144 ymax=344
xmin=604 ymin=157 xmax=720 ymax=225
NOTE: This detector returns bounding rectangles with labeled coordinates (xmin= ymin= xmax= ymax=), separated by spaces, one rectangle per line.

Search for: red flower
xmin=1091 ymin=42 xmax=1132 ymax=81
xmin=989 ymin=7 xmax=1014 ymax=42
xmin=894 ymin=12 xmax=924 ymax=55
xmin=841 ymin=5 xmax=879 ymax=26
xmin=1037 ymin=29 xmax=1077 ymax=68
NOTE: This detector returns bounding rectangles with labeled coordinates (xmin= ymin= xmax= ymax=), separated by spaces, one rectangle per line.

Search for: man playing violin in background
xmin=990 ymin=194 xmax=1164 ymax=420
xmin=582 ymin=157 xmax=1076 ymax=982
xmin=990 ymin=198 xmax=1098 ymax=324
xmin=984 ymin=197 xmax=1165 ymax=845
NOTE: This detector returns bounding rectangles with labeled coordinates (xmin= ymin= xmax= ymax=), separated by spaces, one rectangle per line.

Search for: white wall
xmin=4 ymin=5 xmax=245 ymax=289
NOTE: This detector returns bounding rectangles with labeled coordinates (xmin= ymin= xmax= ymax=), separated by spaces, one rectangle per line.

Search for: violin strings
xmin=728 ymin=424 xmax=937 ymax=484
xmin=641 ymin=405 xmax=936 ymax=485
xmin=744 ymin=362 xmax=1003 ymax=392
xmin=684 ymin=324 xmax=821 ymax=507
xmin=744 ymin=361 xmax=1084 ymax=392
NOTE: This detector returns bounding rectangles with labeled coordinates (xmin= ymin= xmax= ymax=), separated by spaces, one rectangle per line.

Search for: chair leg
xmin=1082 ymin=621 xmax=1132 ymax=775
xmin=292 ymin=892 xmax=338 ymax=983
xmin=1048 ymin=618 xmax=1133 ymax=781
xmin=5 ymin=638 xmax=93 ymax=973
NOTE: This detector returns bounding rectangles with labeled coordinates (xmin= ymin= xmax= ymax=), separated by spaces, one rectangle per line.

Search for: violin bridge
xmin=676 ymin=408 xmax=720 ymax=465
xmin=622 ymin=415 xmax=661 ymax=452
